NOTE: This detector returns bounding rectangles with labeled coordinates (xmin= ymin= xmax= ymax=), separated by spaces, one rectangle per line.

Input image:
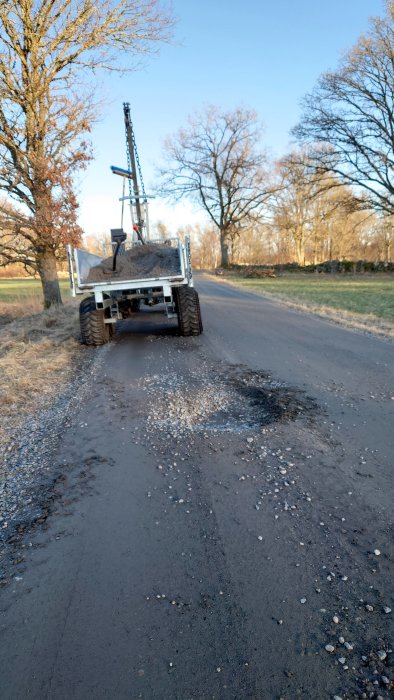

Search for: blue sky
xmin=78 ymin=0 xmax=385 ymax=237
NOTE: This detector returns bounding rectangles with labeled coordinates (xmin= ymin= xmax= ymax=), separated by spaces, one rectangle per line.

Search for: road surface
xmin=0 ymin=274 xmax=393 ymax=699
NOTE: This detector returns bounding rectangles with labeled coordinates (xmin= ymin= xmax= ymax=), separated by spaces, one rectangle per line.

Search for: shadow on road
xmin=115 ymin=307 xmax=179 ymax=339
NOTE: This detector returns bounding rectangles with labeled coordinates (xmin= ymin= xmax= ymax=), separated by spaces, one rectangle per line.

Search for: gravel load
xmin=85 ymin=243 xmax=181 ymax=283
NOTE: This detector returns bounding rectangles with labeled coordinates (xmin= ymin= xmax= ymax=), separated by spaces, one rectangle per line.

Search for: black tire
xmin=174 ymin=286 xmax=203 ymax=337
xmin=79 ymin=296 xmax=113 ymax=346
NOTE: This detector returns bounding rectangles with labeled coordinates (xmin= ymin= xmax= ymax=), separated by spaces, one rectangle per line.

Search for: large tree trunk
xmin=294 ymin=229 xmax=305 ymax=266
xmin=36 ymin=248 xmax=63 ymax=307
xmin=385 ymin=240 xmax=391 ymax=264
xmin=220 ymin=233 xmax=230 ymax=267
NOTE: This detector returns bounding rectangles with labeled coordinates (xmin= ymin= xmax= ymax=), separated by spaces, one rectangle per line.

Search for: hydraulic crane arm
xmin=111 ymin=103 xmax=152 ymax=250
xmin=123 ymin=102 xmax=145 ymax=244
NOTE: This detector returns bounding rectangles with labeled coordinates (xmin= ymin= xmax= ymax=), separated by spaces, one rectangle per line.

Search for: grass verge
xmin=0 ymin=277 xmax=71 ymax=299
xmin=221 ymin=274 xmax=394 ymax=338
xmin=0 ymin=299 xmax=82 ymax=448
xmin=0 ymin=278 xmax=71 ymax=316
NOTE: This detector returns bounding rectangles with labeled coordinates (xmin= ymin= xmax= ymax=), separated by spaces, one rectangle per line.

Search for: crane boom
xmin=123 ymin=102 xmax=146 ymax=244
xmin=110 ymin=103 xmax=153 ymax=247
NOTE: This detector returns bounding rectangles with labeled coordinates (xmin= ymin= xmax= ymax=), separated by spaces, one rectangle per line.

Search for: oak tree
xmin=273 ymin=154 xmax=361 ymax=265
xmin=159 ymin=105 xmax=274 ymax=267
xmin=292 ymin=2 xmax=394 ymax=217
xmin=0 ymin=0 xmax=172 ymax=306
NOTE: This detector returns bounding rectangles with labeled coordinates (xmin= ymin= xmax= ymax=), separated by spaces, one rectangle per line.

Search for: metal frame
xmin=66 ymin=238 xmax=193 ymax=322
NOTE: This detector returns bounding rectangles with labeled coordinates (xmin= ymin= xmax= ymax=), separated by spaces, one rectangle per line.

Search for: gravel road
xmin=0 ymin=273 xmax=393 ymax=700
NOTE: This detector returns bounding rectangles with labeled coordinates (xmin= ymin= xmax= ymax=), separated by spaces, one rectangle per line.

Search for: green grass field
xmin=0 ymin=277 xmax=71 ymax=304
xmin=1 ymin=274 xmax=393 ymax=323
xmin=231 ymin=274 xmax=394 ymax=321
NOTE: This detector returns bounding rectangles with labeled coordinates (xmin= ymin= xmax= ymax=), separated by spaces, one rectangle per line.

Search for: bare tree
xmin=273 ymin=152 xmax=369 ymax=264
xmin=154 ymin=220 xmax=171 ymax=240
xmin=0 ymin=0 xmax=172 ymax=307
xmin=371 ymin=216 xmax=393 ymax=262
xmin=292 ymin=2 xmax=394 ymax=217
xmin=230 ymin=224 xmax=272 ymax=265
xmin=159 ymin=106 xmax=274 ymax=267
xmin=175 ymin=223 xmax=219 ymax=269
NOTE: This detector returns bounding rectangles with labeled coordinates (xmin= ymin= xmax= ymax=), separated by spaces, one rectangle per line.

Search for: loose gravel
xmin=85 ymin=243 xmax=181 ymax=283
xmin=0 ymin=344 xmax=110 ymax=578
xmin=0 ymin=329 xmax=392 ymax=698
xmin=134 ymin=340 xmax=393 ymax=700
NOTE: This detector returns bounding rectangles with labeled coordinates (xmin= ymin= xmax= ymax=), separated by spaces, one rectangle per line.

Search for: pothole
xmin=143 ymin=362 xmax=318 ymax=435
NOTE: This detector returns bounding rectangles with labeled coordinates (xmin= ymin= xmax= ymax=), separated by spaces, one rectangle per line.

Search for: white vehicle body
xmin=67 ymin=237 xmax=193 ymax=323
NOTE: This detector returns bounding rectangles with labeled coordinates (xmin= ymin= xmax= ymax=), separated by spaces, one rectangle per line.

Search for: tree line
xmin=158 ymin=1 xmax=394 ymax=268
xmin=0 ymin=1 xmax=393 ymax=306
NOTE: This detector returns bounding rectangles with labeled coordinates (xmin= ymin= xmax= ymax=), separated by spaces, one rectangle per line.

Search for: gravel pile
xmin=141 ymin=362 xmax=314 ymax=437
xmin=143 ymin=368 xmax=232 ymax=434
xmin=85 ymin=243 xmax=181 ymax=283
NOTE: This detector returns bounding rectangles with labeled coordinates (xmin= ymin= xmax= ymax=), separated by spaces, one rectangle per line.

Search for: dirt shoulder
xmin=0 ymin=302 xmax=82 ymax=448
xmin=0 ymin=302 xmax=107 ymax=554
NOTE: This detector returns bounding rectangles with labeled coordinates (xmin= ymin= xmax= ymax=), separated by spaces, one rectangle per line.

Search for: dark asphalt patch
xmin=190 ymin=363 xmax=319 ymax=433
xmin=226 ymin=364 xmax=318 ymax=426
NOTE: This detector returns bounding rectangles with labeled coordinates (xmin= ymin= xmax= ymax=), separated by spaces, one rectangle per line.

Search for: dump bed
xmin=67 ymin=238 xmax=192 ymax=297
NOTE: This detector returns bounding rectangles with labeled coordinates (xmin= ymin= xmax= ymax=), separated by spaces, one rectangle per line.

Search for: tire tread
xmin=175 ymin=286 xmax=203 ymax=337
xmin=79 ymin=296 xmax=111 ymax=345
